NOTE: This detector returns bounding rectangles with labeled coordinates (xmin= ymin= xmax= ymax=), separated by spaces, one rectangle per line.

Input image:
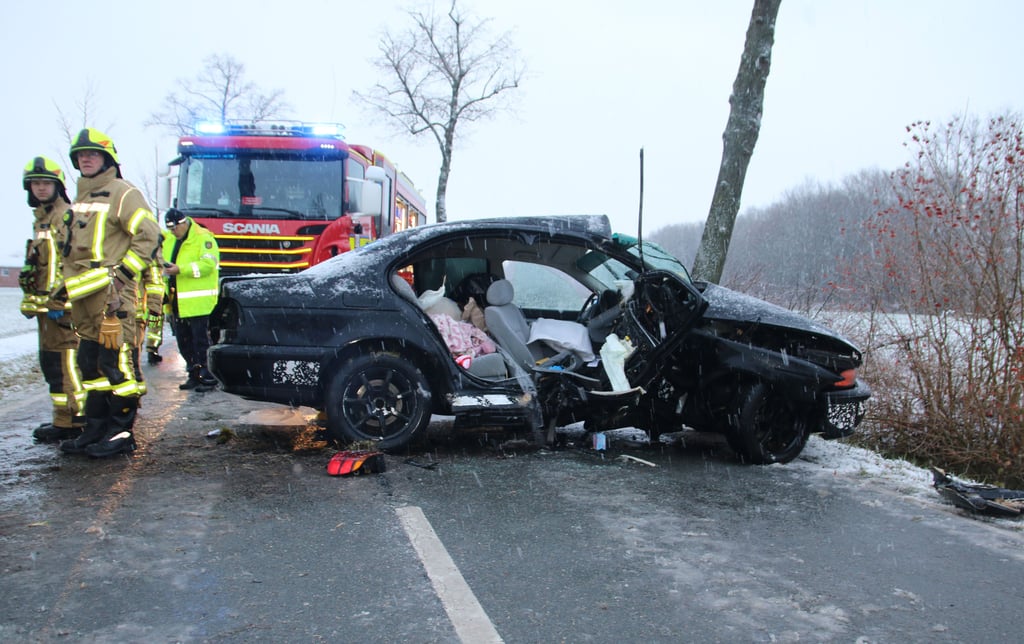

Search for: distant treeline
xmin=651 ymin=169 xmax=893 ymax=312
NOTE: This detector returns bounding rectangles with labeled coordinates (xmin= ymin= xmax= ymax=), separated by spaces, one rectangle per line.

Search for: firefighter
xmin=48 ymin=128 xmax=162 ymax=458
xmin=162 ymin=208 xmax=220 ymax=391
xmin=143 ymin=234 xmax=171 ymax=364
xmin=19 ymin=156 xmax=85 ymax=442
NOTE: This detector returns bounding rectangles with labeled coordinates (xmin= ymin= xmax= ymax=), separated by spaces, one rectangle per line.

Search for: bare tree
xmin=355 ymin=0 xmax=524 ymax=222
xmin=691 ymin=0 xmax=782 ymax=283
xmin=49 ymin=80 xmax=120 ymax=193
xmin=53 ymin=80 xmax=115 ymax=146
xmin=146 ymin=53 xmax=291 ymax=135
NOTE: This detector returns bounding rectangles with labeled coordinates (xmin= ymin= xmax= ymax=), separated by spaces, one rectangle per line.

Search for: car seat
xmin=483 ymin=280 xmax=536 ymax=372
xmin=484 ymin=279 xmax=577 ymax=373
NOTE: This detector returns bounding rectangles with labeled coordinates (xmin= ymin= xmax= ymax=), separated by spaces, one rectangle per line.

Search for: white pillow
xmin=423 ymin=295 xmax=461 ymax=320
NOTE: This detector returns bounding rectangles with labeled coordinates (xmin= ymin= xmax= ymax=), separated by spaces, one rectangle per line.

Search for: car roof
xmin=222 ymin=215 xmax=616 ymax=304
xmin=304 ymin=214 xmax=615 ymax=275
xmin=395 ymin=214 xmax=613 ymax=242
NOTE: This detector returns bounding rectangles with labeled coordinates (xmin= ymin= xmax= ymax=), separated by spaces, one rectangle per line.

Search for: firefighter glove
xmin=18 ymin=266 xmax=36 ymax=293
xmin=46 ymin=285 xmax=68 ymax=312
xmin=105 ymin=265 xmax=133 ymax=315
xmin=99 ymin=315 xmax=123 ymax=350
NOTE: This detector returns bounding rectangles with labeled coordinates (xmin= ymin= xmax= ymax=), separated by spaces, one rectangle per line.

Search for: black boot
xmin=85 ymin=396 xmax=139 ymax=458
xmin=33 ymin=424 xmax=83 ymax=443
xmin=85 ymin=431 xmax=136 ymax=457
xmin=147 ymin=350 xmax=163 ymax=364
xmin=195 ymin=367 xmax=217 ymax=392
xmin=179 ymin=365 xmax=201 ymax=390
xmin=60 ymin=394 xmax=110 ymax=454
xmin=60 ymin=417 xmax=108 ymax=454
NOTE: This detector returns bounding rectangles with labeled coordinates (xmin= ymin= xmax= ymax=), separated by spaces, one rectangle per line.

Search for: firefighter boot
xmin=85 ymin=396 xmax=138 ymax=458
xmin=60 ymin=395 xmax=110 ymax=454
xmin=59 ymin=417 xmax=108 ymax=454
xmin=33 ymin=423 xmax=83 ymax=443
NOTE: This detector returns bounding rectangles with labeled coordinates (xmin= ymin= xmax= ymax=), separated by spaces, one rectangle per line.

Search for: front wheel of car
xmin=324 ymin=353 xmax=432 ymax=451
xmin=728 ymin=382 xmax=811 ymax=465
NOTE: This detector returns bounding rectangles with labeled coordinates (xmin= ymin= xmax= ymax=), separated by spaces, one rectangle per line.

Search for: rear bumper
xmin=208 ymin=343 xmax=325 ymax=407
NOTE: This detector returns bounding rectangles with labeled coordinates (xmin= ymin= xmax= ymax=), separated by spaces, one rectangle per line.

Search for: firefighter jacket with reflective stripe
xmin=20 ymin=196 xmax=71 ymax=316
xmin=163 ymin=219 xmax=220 ymax=319
xmin=62 ymin=167 xmax=161 ymax=299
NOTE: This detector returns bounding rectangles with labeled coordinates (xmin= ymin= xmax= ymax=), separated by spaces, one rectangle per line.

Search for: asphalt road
xmin=2 ymin=339 xmax=1023 ymax=643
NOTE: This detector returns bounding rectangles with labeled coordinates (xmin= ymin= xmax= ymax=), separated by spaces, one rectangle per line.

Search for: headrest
xmin=486 ymin=279 xmax=515 ymax=306
xmin=390 ymin=273 xmax=417 ymax=303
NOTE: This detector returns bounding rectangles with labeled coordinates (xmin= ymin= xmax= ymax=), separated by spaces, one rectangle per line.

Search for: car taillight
xmin=834 ymin=369 xmax=857 ymax=387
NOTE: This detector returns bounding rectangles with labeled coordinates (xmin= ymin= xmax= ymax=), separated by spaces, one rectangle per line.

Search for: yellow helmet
xmin=69 ymin=128 xmax=120 ymax=170
xmin=23 ymin=155 xmax=70 ymax=206
xmin=23 ymin=156 xmax=66 ymax=190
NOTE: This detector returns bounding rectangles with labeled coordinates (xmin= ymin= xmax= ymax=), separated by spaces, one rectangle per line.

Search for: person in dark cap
xmin=162 ymin=208 xmax=220 ymax=391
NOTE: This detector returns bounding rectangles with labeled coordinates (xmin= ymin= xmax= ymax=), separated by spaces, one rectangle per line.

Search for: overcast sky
xmin=3 ymin=0 xmax=1022 ymax=265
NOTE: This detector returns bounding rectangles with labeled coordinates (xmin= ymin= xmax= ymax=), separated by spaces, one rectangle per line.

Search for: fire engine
xmin=161 ymin=120 xmax=427 ymax=275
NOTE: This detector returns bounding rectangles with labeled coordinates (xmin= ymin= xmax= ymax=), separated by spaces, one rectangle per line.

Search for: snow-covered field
xmin=0 ymin=287 xmax=43 ymax=395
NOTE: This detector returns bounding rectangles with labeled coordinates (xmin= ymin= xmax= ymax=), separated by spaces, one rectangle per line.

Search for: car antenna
xmin=637 ymin=147 xmax=646 ymax=271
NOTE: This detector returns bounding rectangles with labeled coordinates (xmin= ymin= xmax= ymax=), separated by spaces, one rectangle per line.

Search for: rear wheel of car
xmin=727 ymin=382 xmax=811 ymax=465
xmin=324 ymin=353 xmax=431 ymax=451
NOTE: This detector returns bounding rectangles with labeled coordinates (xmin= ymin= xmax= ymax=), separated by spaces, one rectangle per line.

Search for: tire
xmin=727 ymin=382 xmax=811 ymax=465
xmin=324 ymin=353 xmax=431 ymax=451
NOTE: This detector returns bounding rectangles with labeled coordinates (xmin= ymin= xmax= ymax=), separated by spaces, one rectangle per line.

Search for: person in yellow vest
xmin=47 ymin=129 xmax=162 ymax=458
xmin=19 ymin=156 xmax=85 ymax=442
xmin=162 ymin=208 xmax=220 ymax=391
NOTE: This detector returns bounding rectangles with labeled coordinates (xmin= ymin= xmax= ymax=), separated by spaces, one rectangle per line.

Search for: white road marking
xmin=396 ymin=505 xmax=504 ymax=643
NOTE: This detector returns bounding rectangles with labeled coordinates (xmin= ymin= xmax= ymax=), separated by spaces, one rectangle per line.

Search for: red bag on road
xmin=327 ymin=450 xmax=386 ymax=476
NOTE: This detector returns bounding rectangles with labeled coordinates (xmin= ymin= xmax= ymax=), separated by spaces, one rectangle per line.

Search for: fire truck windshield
xmin=177 ymin=155 xmax=345 ymax=221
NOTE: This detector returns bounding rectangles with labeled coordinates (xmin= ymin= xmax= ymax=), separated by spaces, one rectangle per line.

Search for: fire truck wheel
xmin=324 ymin=353 xmax=432 ymax=451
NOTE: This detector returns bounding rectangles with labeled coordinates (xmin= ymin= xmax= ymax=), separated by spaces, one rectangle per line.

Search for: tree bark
xmin=691 ymin=0 xmax=781 ymax=283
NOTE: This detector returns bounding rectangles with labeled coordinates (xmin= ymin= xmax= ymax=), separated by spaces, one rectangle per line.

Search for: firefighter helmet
xmin=23 ymin=155 xmax=70 ymax=206
xmin=69 ymin=128 xmax=120 ymax=169
xmin=22 ymin=156 xmax=66 ymax=191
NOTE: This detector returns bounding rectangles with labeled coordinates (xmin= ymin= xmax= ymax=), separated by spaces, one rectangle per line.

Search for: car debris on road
xmin=932 ymin=468 xmax=1024 ymax=517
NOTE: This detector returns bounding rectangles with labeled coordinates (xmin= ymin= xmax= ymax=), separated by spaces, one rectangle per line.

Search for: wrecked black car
xmin=208 ymin=215 xmax=870 ymax=464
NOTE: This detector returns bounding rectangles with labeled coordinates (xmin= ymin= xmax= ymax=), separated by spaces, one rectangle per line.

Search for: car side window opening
xmin=412 ymin=257 xmax=489 ymax=299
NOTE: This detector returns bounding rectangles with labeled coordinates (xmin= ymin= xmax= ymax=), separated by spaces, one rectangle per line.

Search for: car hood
xmin=698 ymin=283 xmax=846 ymax=340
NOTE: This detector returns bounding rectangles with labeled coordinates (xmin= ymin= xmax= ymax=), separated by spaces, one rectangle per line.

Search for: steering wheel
xmin=577 ymin=291 xmax=601 ymax=324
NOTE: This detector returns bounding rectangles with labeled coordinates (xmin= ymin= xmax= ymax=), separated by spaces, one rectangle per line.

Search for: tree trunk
xmin=691 ymin=0 xmax=781 ymax=283
xmin=435 ymin=162 xmax=450 ymax=224
xmin=434 ymin=122 xmax=457 ymax=223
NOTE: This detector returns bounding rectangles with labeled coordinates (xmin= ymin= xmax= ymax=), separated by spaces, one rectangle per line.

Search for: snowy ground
xmin=0 ymin=288 xmax=1014 ymax=523
xmin=0 ymin=288 xmax=43 ymax=396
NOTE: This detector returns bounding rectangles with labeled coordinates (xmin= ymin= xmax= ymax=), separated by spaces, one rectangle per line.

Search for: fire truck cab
xmin=161 ymin=120 xmax=426 ymax=275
